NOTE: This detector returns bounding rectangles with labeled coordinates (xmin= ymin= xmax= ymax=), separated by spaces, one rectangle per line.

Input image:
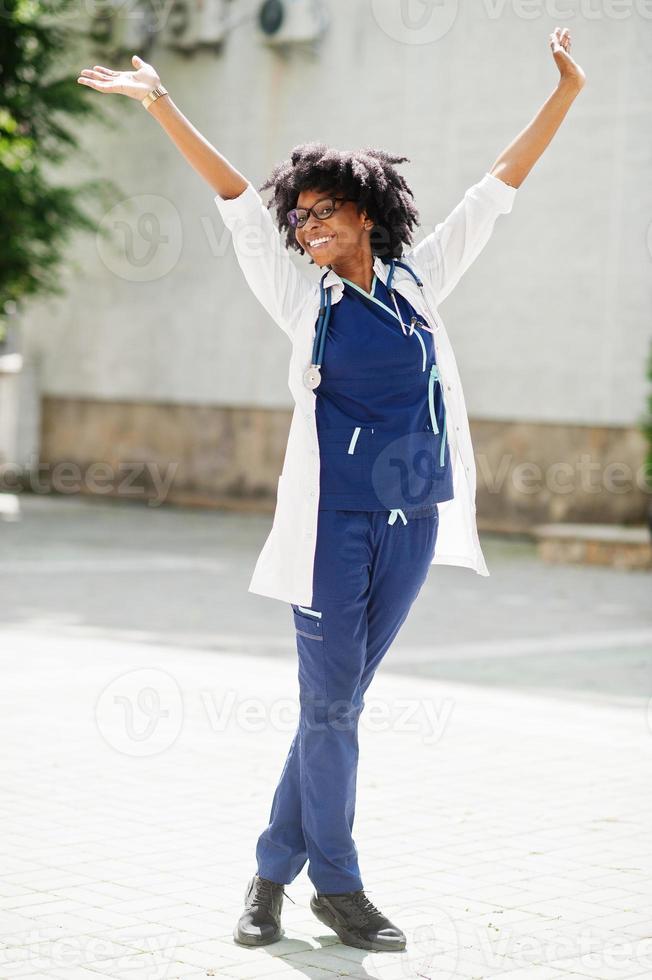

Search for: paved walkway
xmin=1 ymin=495 xmax=651 ymax=979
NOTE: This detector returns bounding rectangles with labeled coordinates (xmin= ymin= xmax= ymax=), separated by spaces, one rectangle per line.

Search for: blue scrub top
xmin=315 ymin=265 xmax=454 ymax=514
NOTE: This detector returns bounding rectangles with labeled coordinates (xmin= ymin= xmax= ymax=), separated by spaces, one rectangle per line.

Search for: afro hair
xmin=258 ymin=142 xmax=420 ymax=262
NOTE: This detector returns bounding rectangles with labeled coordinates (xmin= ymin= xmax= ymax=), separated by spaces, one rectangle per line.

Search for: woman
xmin=78 ymin=27 xmax=585 ymax=953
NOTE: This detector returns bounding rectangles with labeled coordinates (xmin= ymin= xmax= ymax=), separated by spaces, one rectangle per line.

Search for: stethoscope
xmin=303 ymin=258 xmax=436 ymax=390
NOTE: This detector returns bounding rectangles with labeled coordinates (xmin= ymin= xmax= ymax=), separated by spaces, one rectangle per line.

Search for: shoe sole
xmin=233 ymin=924 xmax=285 ymax=947
xmin=310 ymin=897 xmax=406 ymax=952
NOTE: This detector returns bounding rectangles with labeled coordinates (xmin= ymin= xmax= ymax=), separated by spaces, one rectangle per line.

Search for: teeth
xmin=309 ymin=236 xmax=333 ymax=247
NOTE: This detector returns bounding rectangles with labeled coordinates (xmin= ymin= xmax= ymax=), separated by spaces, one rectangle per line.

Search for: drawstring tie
xmin=388 ymin=508 xmax=407 ymax=526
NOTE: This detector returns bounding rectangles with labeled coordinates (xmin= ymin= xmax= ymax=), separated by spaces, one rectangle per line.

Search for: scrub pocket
xmin=291 ymin=604 xmax=327 ymax=704
xmin=291 ymin=604 xmax=324 ymax=640
xmin=318 ymin=425 xmax=374 ymax=492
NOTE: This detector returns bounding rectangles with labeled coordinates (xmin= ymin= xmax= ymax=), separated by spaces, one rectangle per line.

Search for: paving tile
xmin=2 ymin=511 xmax=652 ymax=980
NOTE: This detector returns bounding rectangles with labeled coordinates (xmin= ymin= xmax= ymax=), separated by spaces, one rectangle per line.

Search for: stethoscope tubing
xmin=308 ymin=257 xmax=448 ymax=466
xmin=311 ymin=258 xmax=434 ymax=368
xmin=315 ymin=277 xmax=332 ymax=367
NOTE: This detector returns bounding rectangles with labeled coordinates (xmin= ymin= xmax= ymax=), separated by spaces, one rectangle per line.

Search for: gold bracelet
xmin=141 ymin=84 xmax=168 ymax=111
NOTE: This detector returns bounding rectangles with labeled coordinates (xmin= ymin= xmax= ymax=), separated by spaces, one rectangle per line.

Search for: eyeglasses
xmin=286 ymin=196 xmax=355 ymax=229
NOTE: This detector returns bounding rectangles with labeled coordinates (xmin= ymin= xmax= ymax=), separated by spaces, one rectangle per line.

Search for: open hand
xmin=550 ymin=27 xmax=586 ymax=91
xmin=77 ymin=54 xmax=160 ymax=101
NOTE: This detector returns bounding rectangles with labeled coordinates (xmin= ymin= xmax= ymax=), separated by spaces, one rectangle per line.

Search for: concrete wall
xmin=17 ymin=0 xmax=652 ymax=523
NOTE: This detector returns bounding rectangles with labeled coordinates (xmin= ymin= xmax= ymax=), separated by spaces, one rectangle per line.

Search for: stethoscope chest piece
xmin=303 ymin=365 xmax=322 ymax=390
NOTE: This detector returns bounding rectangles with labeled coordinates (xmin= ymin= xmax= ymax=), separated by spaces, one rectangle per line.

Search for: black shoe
xmin=310 ymin=888 xmax=406 ymax=951
xmin=233 ymin=873 xmax=291 ymax=947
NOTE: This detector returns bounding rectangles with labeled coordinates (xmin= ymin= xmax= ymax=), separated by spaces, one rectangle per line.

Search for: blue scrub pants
xmin=255 ymin=506 xmax=439 ymax=894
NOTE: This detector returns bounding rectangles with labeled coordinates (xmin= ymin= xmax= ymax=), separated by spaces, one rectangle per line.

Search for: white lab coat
xmin=214 ymin=171 xmax=517 ymax=605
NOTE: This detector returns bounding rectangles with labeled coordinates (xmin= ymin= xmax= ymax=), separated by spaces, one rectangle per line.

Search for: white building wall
xmin=22 ymin=0 xmax=651 ymax=427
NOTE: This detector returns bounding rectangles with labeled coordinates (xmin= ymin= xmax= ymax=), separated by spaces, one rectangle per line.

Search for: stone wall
xmin=471 ymin=419 xmax=649 ymax=531
xmin=29 ymin=397 xmax=650 ymax=528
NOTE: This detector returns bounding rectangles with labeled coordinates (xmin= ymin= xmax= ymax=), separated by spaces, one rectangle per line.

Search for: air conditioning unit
xmin=258 ymin=0 xmax=327 ymax=45
xmin=89 ymin=0 xmax=156 ymax=59
xmin=162 ymin=0 xmax=227 ymax=52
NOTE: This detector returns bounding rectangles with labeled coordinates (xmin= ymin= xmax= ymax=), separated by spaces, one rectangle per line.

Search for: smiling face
xmin=293 ymin=187 xmax=374 ymax=269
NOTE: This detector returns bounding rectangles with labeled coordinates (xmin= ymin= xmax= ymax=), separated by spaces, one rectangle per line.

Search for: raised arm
xmin=489 ymin=27 xmax=586 ymax=188
xmin=77 ymin=55 xmax=315 ymax=338
xmin=78 ymin=55 xmax=248 ymax=199
xmin=407 ymin=27 xmax=586 ymax=306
